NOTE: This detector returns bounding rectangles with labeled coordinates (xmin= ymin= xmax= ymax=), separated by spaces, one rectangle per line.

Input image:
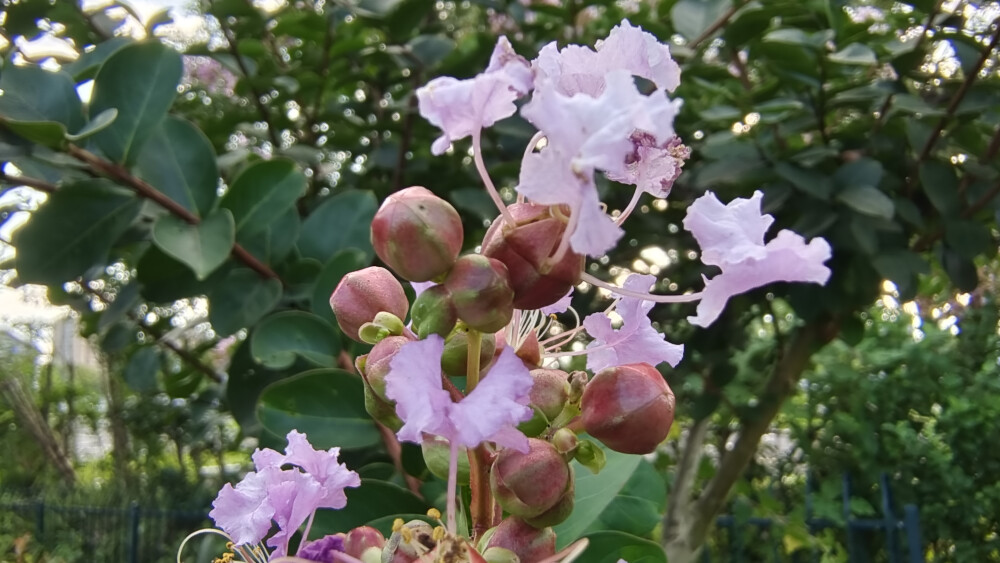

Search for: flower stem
xmin=466 ymin=330 xmax=482 ymax=391
xmin=296 ymin=511 xmax=316 ymax=556
xmin=447 ymin=440 xmax=459 ymax=535
xmin=615 ymin=186 xmax=645 ymax=226
xmin=580 ymin=272 xmax=703 ymax=303
xmin=472 ymin=129 xmax=515 ymax=226
xmin=463 ymin=328 xmax=495 ymax=539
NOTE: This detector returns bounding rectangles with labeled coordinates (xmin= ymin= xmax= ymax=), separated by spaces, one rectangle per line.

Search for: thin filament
xmin=472 ymin=129 xmax=515 ymax=225
xmin=615 ymin=185 xmax=645 ymax=226
xmin=446 ymin=440 xmax=460 ymax=536
xmin=580 ymin=272 xmax=702 ymax=304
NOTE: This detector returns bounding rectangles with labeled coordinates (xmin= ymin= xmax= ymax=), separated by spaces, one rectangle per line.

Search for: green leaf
xmin=587 ymin=461 xmax=665 ymax=537
xmin=257 ymin=368 xmax=381 ymax=449
xmin=553 ymin=441 xmax=643 ymax=548
xmin=298 ymin=190 xmax=378 ymax=263
xmin=0 ymin=119 xmax=66 ymax=148
xmin=240 ymin=207 xmax=301 ymax=265
xmin=221 ymin=159 xmax=307 ymax=237
xmin=834 ymin=158 xmax=883 ymax=188
xmin=837 ymin=186 xmax=894 ymax=219
xmin=136 ymin=115 xmax=220 ymax=217
xmin=250 ymin=311 xmax=341 ymax=369
xmin=775 ymin=163 xmax=832 ymax=200
xmin=89 ymin=41 xmax=183 ymax=164
xmin=575 ymin=531 xmax=667 ymax=563
xmin=312 ymin=249 xmax=369 ymax=325
xmin=208 ymin=268 xmax=282 ymax=337
xmin=13 ymin=180 xmax=141 ymax=284
xmin=828 ymin=43 xmax=877 ymax=65
xmin=151 ymin=210 xmax=235 ymax=280
xmin=919 ymin=161 xmax=962 ymax=216
xmin=941 ymin=247 xmax=978 ymax=292
xmin=764 ymin=28 xmax=818 ymax=47
xmin=671 ymin=0 xmax=732 ymax=42
xmin=310 ymin=480 xmax=429 ymax=534
xmin=98 ymin=282 xmax=141 ymax=334
xmin=407 ymin=35 xmax=455 ymax=67
xmin=944 ymin=221 xmax=993 ymax=260
xmin=124 ymin=346 xmax=160 ymax=393
xmin=0 ymin=65 xmax=84 ymax=130
xmin=65 ymin=108 xmax=119 ymax=141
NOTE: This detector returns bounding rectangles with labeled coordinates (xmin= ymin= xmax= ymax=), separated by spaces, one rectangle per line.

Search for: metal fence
xmin=705 ymin=474 xmax=925 ymax=563
xmin=0 ymin=498 xmax=208 ymax=563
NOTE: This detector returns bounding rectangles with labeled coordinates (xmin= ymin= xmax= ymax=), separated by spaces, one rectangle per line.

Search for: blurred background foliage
xmin=0 ymin=0 xmax=998 ymax=561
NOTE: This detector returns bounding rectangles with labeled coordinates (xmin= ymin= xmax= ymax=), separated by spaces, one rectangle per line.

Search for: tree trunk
xmin=662 ymin=320 xmax=838 ymax=561
xmin=0 ymin=372 xmax=76 ymax=485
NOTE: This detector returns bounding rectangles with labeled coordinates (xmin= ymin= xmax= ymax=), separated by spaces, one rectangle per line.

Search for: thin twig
xmin=689 ymin=1 xmax=747 ymax=50
xmin=65 ymin=144 xmax=284 ymax=282
xmin=0 ymin=172 xmax=57 ymax=194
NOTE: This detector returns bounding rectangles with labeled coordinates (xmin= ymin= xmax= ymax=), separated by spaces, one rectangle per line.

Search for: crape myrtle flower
xmin=385 ymin=335 xmax=535 ymax=452
xmin=583 ymin=274 xmax=684 ymax=372
xmin=683 ymin=191 xmax=833 ymax=327
xmin=209 ymin=430 xmax=360 ymax=558
xmin=417 ymin=36 xmax=532 ymax=155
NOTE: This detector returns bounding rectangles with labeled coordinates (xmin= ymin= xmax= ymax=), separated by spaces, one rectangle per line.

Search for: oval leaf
xmin=298 ymin=190 xmax=378 ymax=263
xmin=251 ymin=311 xmax=341 ymax=369
xmin=152 ymin=209 xmax=235 ymax=280
xmin=221 ymin=159 xmax=307 ymax=237
xmin=208 ymin=268 xmax=282 ymax=337
xmin=256 ymin=368 xmax=381 ymax=449
xmin=65 ymin=108 xmax=119 ymax=141
xmin=14 ymin=180 xmax=141 ymax=284
xmin=0 ymin=65 xmax=84 ymax=130
xmin=90 ymin=41 xmax=183 ymax=164
xmin=135 ymin=115 xmax=220 ymax=217
xmin=836 ymin=186 xmax=894 ymax=219
xmin=576 ymin=531 xmax=667 ymax=563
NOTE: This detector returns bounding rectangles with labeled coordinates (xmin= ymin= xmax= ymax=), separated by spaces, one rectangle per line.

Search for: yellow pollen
xmin=432 ymin=526 xmax=446 ymax=542
xmin=392 ymin=518 xmax=405 ymax=533
xmin=225 ymin=541 xmax=234 ymax=551
xmin=426 ymin=508 xmax=442 ymax=520
xmin=400 ymin=527 xmax=414 ymax=543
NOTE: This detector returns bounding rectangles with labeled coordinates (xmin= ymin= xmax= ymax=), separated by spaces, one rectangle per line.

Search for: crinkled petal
xmin=596 ymin=20 xmax=681 ymax=93
xmin=605 ymin=135 xmax=686 ymax=198
xmin=298 ymin=535 xmax=346 ymax=563
xmin=451 ymin=346 xmax=534 ymax=452
xmin=265 ymin=471 xmax=323 ymax=558
xmin=569 ymin=186 xmax=623 ymax=257
xmin=209 ymin=472 xmax=275 ymax=546
xmin=540 ymin=290 xmax=573 ymax=315
xmin=251 ymin=447 xmax=285 ymax=471
xmin=583 ymin=274 xmax=683 ymax=371
xmin=690 ymin=230 xmax=832 ymax=327
xmin=683 ymin=190 xmax=773 ymax=266
xmin=486 ymin=36 xmax=533 ymax=95
xmin=385 ymin=336 xmax=456 ymax=444
xmin=516 ymin=147 xmax=583 ymax=207
xmin=283 ymin=430 xmax=360 ymax=509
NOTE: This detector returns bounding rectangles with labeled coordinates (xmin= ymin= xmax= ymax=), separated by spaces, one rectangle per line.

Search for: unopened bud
xmin=490 ymin=439 xmax=570 ymax=519
xmin=330 ymin=266 xmax=409 ymax=342
xmin=517 ymin=369 xmax=571 ymax=437
xmin=421 ymin=436 xmax=470 ymax=483
xmin=482 ymin=203 xmax=583 ymax=310
xmin=482 ymin=547 xmax=519 ymax=563
xmin=371 ymin=186 xmax=464 ymax=282
xmin=410 ymin=285 xmax=458 ymax=338
xmin=444 ymin=255 xmax=514 ymax=333
xmin=484 ymin=518 xmax=556 ymax=563
xmin=581 ymin=363 xmax=675 ymax=454
xmin=551 ymin=428 xmax=578 ymax=455
xmin=523 ymin=476 xmax=574 ymax=528
xmin=345 ymin=527 xmax=386 ymax=558
xmin=364 ymin=336 xmax=410 ymax=399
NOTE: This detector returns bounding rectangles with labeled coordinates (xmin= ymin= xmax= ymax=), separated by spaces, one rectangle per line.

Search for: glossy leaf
xmin=250 ymin=311 xmax=341 ymax=369
xmin=298 ymin=190 xmax=378 ymax=263
xmin=151 ymin=210 xmax=235 ymax=280
xmin=919 ymin=161 xmax=962 ymax=217
xmin=576 ymin=531 xmax=667 ymax=563
xmin=136 ymin=115 xmax=220 ymax=217
xmin=256 ymin=368 xmax=381 ymax=449
xmin=240 ymin=207 xmax=301 ymax=265
xmin=837 ymin=186 xmax=895 ymax=220
xmin=65 ymin=108 xmax=119 ymax=141
xmin=310 ymin=479 xmax=429 ymax=534
xmin=671 ymin=0 xmax=732 ymax=42
xmin=828 ymin=43 xmax=878 ymax=65
xmin=13 ymin=180 xmax=141 ymax=285
xmin=124 ymin=346 xmax=160 ymax=393
xmin=207 ymin=268 xmax=282 ymax=337
xmin=220 ymin=159 xmax=307 ymax=237
xmin=89 ymin=41 xmax=183 ymax=164
xmin=0 ymin=65 xmax=84 ymax=130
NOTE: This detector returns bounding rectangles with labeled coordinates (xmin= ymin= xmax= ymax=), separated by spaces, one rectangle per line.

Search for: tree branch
xmin=662 ymin=416 xmax=711 ymax=557
xmin=0 ymin=172 xmax=57 ymax=194
xmin=65 ymin=144 xmax=283 ymax=283
xmin=689 ymin=2 xmax=747 ymax=51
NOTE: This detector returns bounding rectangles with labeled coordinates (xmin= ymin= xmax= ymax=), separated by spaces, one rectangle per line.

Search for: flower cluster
xmin=205 ymin=19 xmax=832 ymax=563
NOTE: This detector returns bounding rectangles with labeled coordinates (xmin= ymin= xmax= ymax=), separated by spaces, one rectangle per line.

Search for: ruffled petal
xmin=385 ymin=336 xmax=456 ymax=443
xmin=450 ymin=346 xmax=534 ymax=451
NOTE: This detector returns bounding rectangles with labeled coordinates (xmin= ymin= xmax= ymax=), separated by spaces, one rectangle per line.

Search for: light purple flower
xmin=533 ymin=20 xmax=681 ymax=97
xmin=605 ymin=133 xmax=690 ymax=198
xmin=683 ymin=191 xmax=833 ymax=327
xmin=540 ymin=290 xmax=573 ymax=315
xmin=298 ymin=535 xmax=346 ymax=563
xmin=583 ymin=274 xmax=684 ymax=372
xmin=417 ymin=36 xmax=531 ymax=155
xmin=209 ymin=431 xmax=360 ymax=555
xmin=385 ymin=336 xmax=535 ymax=452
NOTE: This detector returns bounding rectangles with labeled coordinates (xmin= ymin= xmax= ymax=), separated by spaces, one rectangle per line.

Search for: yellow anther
xmin=225 ymin=541 xmax=234 ymax=551
xmin=393 ymin=518 xmax=406 ymax=533
xmin=400 ymin=526 xmax=414 ymax=544
xmin=426 ymin=507 xmax=442 ymax=520
xmin=432 ymin=526 xmax=446 ymax=542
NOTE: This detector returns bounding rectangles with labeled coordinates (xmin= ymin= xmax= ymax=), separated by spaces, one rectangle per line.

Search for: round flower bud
xmin=484 ymin=517 xmax=556 ymax=563
xmin=345 ymin=527 xmax=386 ymax=559
xmin=410 ymin=285 xmax=458 ymax=338
xmin=517 ymin=369 xmax=571 ymax=437
xmin=481 ymin=547 xmax=519 ymax=563
xmin=523 ymin=476 xmax=574 ymax=528
xmin=581 ymin=363 xmax=676 ymax=454
xmin=441 ymin=327 xmax=497 ymax=378
xmin=444 ymin=255 xmax=514 ymax=333
xmin=421 ymin=436 xmax=470 ymax=483
xmin=362 ymin=335 xmax=410 ymax=400
xmin=490 ymin=438 xmax=570 ymax=519
xmin=371 ymin=186 xmax=464 ymax=282
xmin=482 ymin=203 xmax=584 ymax=310
xmin=551 ymin=428 xmax=578 ymax=455
xmin=330 ymin=267 xmax=409 ymax=342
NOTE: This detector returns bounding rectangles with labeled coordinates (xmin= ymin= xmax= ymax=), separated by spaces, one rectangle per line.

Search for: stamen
xmin=615 ymin=185 xmax=645 ymax=226
xmin=432 ymin=526 xmax=447 ymax=542
xmin=580 ymin=272 xmax=702 ymax=304
xmin=472 ymin=129 xmax=515 ymax=226
xmin=427 ymin=507 xmax=442 ymax=520
xmin=393 ymin=518 xmax=406 ymax=533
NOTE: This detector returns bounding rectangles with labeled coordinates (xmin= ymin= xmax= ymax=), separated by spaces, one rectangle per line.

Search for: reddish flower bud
xmin=444 ymin=255 xmax=514 ymax=333
xmin=517 ymin=369 xmax=571 ymax=437
xmin=330 ymin=267 xmax=409 ymax=342
xmin=581 ymin=363 xmax=676 ymax=454
xmin=371 ymin=186 xmax=464 ymax=282
xmin=484 ymin=518 xmax=556 ymax=563
xmin=363 ymin=335 xmax=411 ymax=400
xmin=514 ymin=330 xmax=542 ymax=368
xmin=441 ymin=327 xmax=497 ymax=378
xmin=345 ymin=527 xmax=386 ymax=559
xmin=523 ymin=476 xmax=574 ymax=528
xmin=482 ymin=203 xmax=583 ymax=310
xmin=490 ymin=438 xmax=571 ymax=519
xmin=410 ymin=285 xmax=458 ymax=338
